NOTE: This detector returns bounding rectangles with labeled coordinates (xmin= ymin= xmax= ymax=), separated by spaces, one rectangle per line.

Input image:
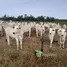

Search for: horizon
xmin=0 ymin=0 xmax=67 ymax=19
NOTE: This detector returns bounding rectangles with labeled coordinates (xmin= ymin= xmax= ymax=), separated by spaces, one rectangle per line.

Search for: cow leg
xmin=29 ymin=30 xmax=31 ymax=38
xmin=41 ymin=30 xmax=42 ymax=37
xmin=19 ymin=38 xmax=23 ymax=50
xmin=6 ymin=36 xmax=10 ymax=46
xmin=60 ymin=38 xmax=61 ymax=48
xmin=62 ymin=40 xmax=65 ymax=48
xmin=16 ymin=38 xmax=19 ymax=50
xmin=36 ymin=30 xmax=38 ymax=37
xmin=50 ymin=38 xmax=53 ymax=48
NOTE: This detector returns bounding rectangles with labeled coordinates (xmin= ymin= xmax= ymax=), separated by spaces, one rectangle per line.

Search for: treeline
xmin=0 ymin=14 xmax=67 ymax=22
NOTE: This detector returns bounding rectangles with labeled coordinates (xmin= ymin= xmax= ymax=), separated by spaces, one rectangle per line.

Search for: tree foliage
xmin=0 ymin=14 xmax=67 ymax=22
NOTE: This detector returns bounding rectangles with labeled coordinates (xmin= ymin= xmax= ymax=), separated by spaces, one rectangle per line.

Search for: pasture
xmin=0 ymin=21 xmax=67 ymax=67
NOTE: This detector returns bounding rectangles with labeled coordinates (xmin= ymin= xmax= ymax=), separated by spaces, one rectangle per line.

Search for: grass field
xmin=0 ymin=23 xmax=67 ymax=67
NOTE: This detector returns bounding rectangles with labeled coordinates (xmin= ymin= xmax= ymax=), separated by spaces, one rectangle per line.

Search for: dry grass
xmin=0 ymin=23 xmax=67 ymax=67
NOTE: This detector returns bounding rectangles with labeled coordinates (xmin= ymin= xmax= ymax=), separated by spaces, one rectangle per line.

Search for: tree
xmin=3 ymin=14 xmax=7 ymax=20
xmin=37 ymin=16 xmax=44 ymax=21
xmin=0 ymin=14 xmax=65 ymax=22
xmin=46 ymin=16 xmax=50 ymax=21
xmin=17 ymin=15 xmax=23 ymax=21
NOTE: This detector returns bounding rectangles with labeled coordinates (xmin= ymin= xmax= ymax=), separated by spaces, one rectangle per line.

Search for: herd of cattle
xmin=0 ymin=20 xmax=67 ymax=50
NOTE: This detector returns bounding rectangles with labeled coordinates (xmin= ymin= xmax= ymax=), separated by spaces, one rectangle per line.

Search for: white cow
xmin=21 ymin=23 xmax=32 ymax=38
xmin=58 ymin=28 xmax=66 ymax=48
xmin=63 ymin=24 xmax=66 ymax=30
xmin=49 ymin=28 xmax=56 ymax=48
xmin=5 ymin=25 xmax=23 ymax=50
xmin=35 ymin=24 xmax=45 ymax=37
xmin=44 ymin=23 xmax=50 ymax=29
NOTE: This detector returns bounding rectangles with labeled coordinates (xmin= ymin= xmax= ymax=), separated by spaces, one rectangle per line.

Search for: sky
xmin=0 ymin=0 xmax=67 ymax=19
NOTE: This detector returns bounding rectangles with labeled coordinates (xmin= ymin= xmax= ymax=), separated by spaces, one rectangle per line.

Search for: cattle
xmin=63 ymin=24 xmax=66 ymax=30
xmin=58 ymin=28 xmax=66 ymax=48
xmin=4 ymin=25 xmax=23 ymax=50
xmin=35 ymin=23 xmax=45 ymax=37
xmin=20 ymin=22 xmax=32 ymax=38
xmin=48 ymin=27 xmax=56 ymax=48
xmin=0 ymin=21 xmax=67 ymax=49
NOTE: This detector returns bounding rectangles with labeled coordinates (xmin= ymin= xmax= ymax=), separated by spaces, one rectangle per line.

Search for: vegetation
xmin=0 ymin=46 xmax=67 ymax=67
xmin=0 ymin=14 xmax=67 ymax=22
